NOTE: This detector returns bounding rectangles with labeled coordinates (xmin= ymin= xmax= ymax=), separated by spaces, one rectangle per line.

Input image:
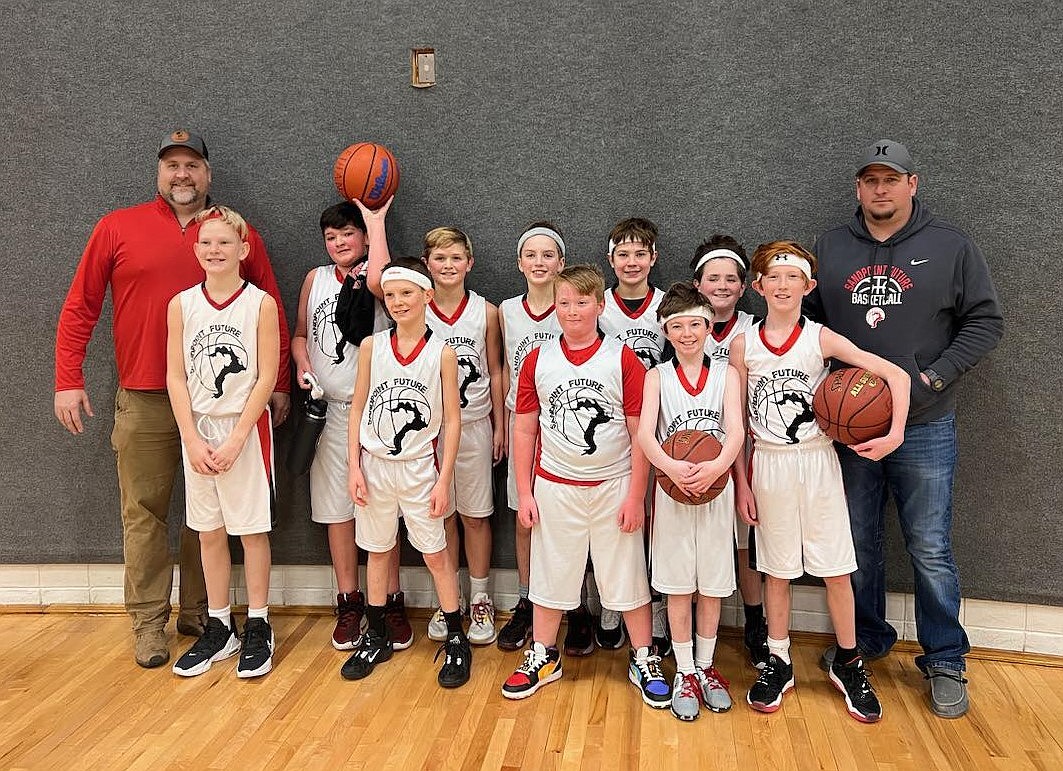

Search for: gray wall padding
xmin=3 ymin=1 xmax=1060 ymax=604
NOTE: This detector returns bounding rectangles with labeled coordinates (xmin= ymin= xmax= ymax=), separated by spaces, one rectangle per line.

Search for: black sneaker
xmin=596 ymin=608 xmax=627 ymax=649
xmin=237 ymin=617 xmax=275 ymax=679
xmin=746 ymin=654 xmax=794 ymax=713
xmin=830 ymin=657 xmax=882 ymax=723
xmin=341 ymin=627 xmax=393 ymax=680
xmin=172 ymin=616 xmax=240 ymax=677
xmin=435 ymin=633 xmax=472 ymax=688
xmin=497 ymin=597 xmax=533 ymax=651
xmin=564 ymin=606 xmax=595 ymax=657
xmin=744 ymin=615 xmax=770 ymax=670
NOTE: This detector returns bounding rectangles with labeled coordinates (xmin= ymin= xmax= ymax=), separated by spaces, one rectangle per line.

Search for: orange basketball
xmin=657 ymin=429 xmax=728 ymax=506
xmin=812 ymin=367 xmax=893 ymax=445
xmin=333 ymin=142 xmax=399 ymax=209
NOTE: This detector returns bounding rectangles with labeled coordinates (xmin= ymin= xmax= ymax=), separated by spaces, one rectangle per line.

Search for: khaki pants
xmin=111 ymin=389 xmax=207 ymax=632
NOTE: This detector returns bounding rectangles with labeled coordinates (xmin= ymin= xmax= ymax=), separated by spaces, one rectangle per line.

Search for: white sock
xmin=470 ymin=575 xmax=490 ymax=598
xmin=208 ymin=606 xmax=232 ymax=629
xmin=767 ymin=635 xmax=791 ymax=664
xmin=247 ymin=606 xmax=269 ymax=621
xmin=695 ymin=634 xmax=717 ymax=670
xmin=673 ymin=639 xmax=696 ymax=675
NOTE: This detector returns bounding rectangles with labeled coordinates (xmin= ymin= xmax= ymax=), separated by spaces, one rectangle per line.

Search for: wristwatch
xmin=922 ymin=368 xmax=945 ymax=392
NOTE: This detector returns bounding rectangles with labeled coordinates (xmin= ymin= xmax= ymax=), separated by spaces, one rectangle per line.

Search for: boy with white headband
xmin=729 ymin=241 xmax=910 ymax=722
xmin=342 ymin=256 xmax=472 ymax=688
xmin=637 ymin=282 xmax=745 ymax=721
xmin=496 ymin=222 xmax=565 ymax=652
xmin=691 ymin=235 xmax=767 ymax=670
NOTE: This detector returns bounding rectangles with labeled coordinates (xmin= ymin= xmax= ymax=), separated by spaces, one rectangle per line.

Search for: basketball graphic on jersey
xmin=448 ymin=338 xmax=482 ymax=409
xmin=552 ymin=386 xmax=615 ymax=455
xmin=189 ymin=330 xmax=248 ymax=398
xmin=311 ymin=297 xmax=345 ymax=364
xmin=368 ymin=384 xmax=433 ymax=456
xmin=753 ymin=376 xmax=815 ymax=444
xmin=625 ymin=332 xmax=660 ymax=368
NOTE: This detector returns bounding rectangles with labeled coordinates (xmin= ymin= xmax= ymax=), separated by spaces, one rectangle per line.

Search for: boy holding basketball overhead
xmin=637 ymin=283 xmax=745 ymax=721
xmin=729 ymin=241 xmax=909 ymax=722
xmin=343 ymin=257 xmax=471 ymax=688
xmin=501 ymin=265 xmax=669 ymax=709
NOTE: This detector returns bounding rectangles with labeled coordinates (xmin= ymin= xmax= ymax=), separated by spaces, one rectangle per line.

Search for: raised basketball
xmin=657 ymin=429 xmax=728 ymax=506
xmin=333 ymin=142 xmax=400 ymax=209
xmin=812 ymin=367 xmax=893 ymax=445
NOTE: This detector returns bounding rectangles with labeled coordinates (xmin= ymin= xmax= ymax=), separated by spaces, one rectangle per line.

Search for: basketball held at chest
xmin=657 ymin=429 xmax=728 ymax=506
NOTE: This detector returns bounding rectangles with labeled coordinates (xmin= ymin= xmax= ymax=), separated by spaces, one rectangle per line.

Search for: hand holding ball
xmin=812 ymin=367 xmax=893 ymax=445
xmin=657 ymin=429 xmax=729 ymax=506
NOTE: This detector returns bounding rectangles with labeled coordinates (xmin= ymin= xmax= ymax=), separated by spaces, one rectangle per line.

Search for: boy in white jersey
xmin=291 ymin=199 xmax=410 ymax=653
xmin=637 ymin=283 xmax=745 ymax=721
xmin=729 ymin=241 xmax=910 ymax=722
xmin=343 ymin=257 xmax=472 ymax=688
xmin=166 ymin=206 xmax=279 ymax=678
xmin=598 ymin=217 xmax=668 ymax=653
xmin=420 ymin=226 xmax=505 ymax=646
xmin=501 ymin=265 xmax=670 ymax=709
xmin=692 ymin=235 xmax=767 ymax=669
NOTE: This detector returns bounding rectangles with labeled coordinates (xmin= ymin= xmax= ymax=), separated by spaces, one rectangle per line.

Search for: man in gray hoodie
xmin=805 ymin=139 xmax=1003 ymax=718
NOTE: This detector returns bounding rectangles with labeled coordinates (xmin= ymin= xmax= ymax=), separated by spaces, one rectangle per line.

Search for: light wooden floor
xmin=1 ymin=611 xmax=1061 ymax=770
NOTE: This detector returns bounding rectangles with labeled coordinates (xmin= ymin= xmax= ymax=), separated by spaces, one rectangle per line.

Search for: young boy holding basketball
xmin=166 ymin=206 xmax=279 ymax=678
xmin=420 ymin=226 xmax=505 ymax=646
xmin=496 ymin=222 xmax=565 ymax=652
xmin=343 ymin=257 xmax=471 ymax=688
xmin=501 ymin=264 xmax=669 ymax=709
xmin=291 ymin=199 xmax=412 ymax=654
xmin=691 ymin=235 xmax=768 ymax=669
xmin=729 ymin=241 xmax=910 ymax=722
xmin=637 ymin=283 xmax=745 ymax=721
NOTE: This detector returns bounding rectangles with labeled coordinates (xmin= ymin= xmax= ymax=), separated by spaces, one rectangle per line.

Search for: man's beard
xmin=168 ymin=186 xmax=201 ymax=206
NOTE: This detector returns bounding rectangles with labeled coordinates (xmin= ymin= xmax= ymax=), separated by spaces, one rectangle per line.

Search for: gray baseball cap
xmin=158 ymin=129 xmax=208 ymax=161
xmin=857 ymin=139 xmax=913 ymax=175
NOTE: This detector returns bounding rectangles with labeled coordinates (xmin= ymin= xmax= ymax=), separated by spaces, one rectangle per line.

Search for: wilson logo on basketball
xmin=369 ymin=158 xmax=391 ymax=200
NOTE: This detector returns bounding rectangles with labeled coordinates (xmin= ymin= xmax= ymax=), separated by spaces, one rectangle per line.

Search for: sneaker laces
xmin=677 ymin=672 xmax=701 ymax=699
xmin=434 ymin=634 xmax=470 ymax=665
xmin=242 ymin=620 xmax=270 ymax=653
xmin=189 ymin=619 xmax=230 ymax=655
xmin=703 ymin=665 xmax=731 ymax=690
xmin=471 ymin=598 xmax=493 ymax=626
xmin=634 ymin=652 xmax=665 ymax=682
xmin=516 ymin=645 xmax=551 ymax=675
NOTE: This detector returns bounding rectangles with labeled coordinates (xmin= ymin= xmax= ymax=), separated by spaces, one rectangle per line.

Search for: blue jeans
xmin=836 ymin=414 xmax=969 ymax=672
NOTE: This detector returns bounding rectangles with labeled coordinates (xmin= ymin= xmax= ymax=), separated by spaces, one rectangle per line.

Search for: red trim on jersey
xmin=620 ymin=345 xmax=646 ymax=416
xmin=534 ymin=466 xmax=603 ymax=487
xmin=677 ymin=360 xmax=710 ymax=396
xmin=611 ymin=287 xmax=654 ymax=319
xmin=522 ymin=296 xmax=555 ymax=322
xmin=759 ymin=320 xmax=804 ymax=356
xmin=711 ymin=314 xmax=738 ymax=343
xmin=333 ymin=265 xmax=345 ymax=284
xmin=390 ymin=329 xmax=430 ymax=365
xmin=515 ymin=347 xmax=542 ymax=413
xmin=200 ymin=280 xmax=249 ymax=311
xmin=256 ymin=409 xmax=274 ymax=488
xmin=429 ymin=291 xmax=469 ymax=326
xmin=560 ymin=335 xmax=603 ymax=365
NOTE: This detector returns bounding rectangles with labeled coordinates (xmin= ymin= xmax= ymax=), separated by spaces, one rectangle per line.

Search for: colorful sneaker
xmin=564 ymin=606 xmax=595 ymax=657
xmin=172 ymin=617 xmax=239 ymax=677
xmin=436 ymin=633 xmax=473 ymax=688
xmin=670 ymin=672 xmax=702 ymax=721
xmin=744 ymin=615 xmax=770 ymax=670
xmin=595 ymin=608 xmax=627 ymax=649
xmin=332 ymin=591 xmax=366 ymax=651
xmin=651 ymin=598 xmax=671 ymax=658
xmin=747 ymin=654 xmax=794 ymax=713
xmin=468 ymin=592 xmax=497 ymax=645
xmin=698 ymin=665 xmax=733 ymax=712
xmin=341 ymin=627 xmax=393 ymax=680
xmin=830 ymin=657 xmax=882 ymax=723
xmin=497 ymin=597 xmax=533 ymax=651
xmin=237 ymin=617 xmax=274 ymax=679
xmin=427 ymin=608 xmax=448 ymax=643
xmin=502 ymin=641 xmax=563 ymax=700
xmin=385 ymin=591 xmax=414 ymax=650
xmin=628 ymin=647 xmax=671 ymax=708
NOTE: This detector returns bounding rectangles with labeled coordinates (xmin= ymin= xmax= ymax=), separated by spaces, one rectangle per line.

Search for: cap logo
xmin=171 ymin=130 xmax=189 ymax=142
xmin=874 ymin=144 xmax=890 ymax=157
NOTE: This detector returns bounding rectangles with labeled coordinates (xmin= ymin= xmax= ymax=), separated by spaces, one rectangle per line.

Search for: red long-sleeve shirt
xmin=55 ymin=195 xmax=291 ymax=392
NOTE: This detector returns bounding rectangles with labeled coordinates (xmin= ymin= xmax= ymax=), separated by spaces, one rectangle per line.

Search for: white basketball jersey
xmin=500 ymin=295 xmax=560 ymax=411
xmin=426 ymin=291 xmax=490 ymax=422
xmin=743 ymin=318 xmax=829 ymax=447
xmin=599 ymin=286 xmax=666 ymax=369
xmin=656 ymin=356 xmax=728 ymax=443
xmin=307 ymin=264 xmax=390 ymax=402
xmin=180 ymin=281 xmax=266 ymax=416
xmin=532 ymin=336 xmax=631 ymax=482
xmin=361 ymin=329 xmax=446 ymax=460
xmin=706 ymin=310 xmax=755 ymax=363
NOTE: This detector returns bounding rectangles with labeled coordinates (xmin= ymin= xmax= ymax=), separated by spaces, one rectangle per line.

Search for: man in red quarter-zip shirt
xmin=54 ymin=129 xmax=291 ymax=669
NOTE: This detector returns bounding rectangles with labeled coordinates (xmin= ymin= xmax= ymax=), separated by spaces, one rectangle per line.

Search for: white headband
xmin=695 ymin=248 xmax=747 ymax=273
xmin=660 ymin=307 xmax=713 ymax=326
xmin=608 ymin=238 xmax=656 ymax=254
xmin=517 ymin=226 xmax=566 ymax=257
xmin=755 ymin=252 xmax=813 ymax=281
xmin=381 ymin=266 xmax=433 ymax=290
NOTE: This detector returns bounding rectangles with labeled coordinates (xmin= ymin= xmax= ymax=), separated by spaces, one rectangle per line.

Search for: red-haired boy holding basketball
xmin=729 ymin=241 xmax=909 ymax=722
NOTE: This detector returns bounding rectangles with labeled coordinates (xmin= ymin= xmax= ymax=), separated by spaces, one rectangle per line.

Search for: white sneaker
xmin=468 ymin=592 xmax=497 ymax=645
xmin=428 ymin=607 xmax=448 ymax=642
